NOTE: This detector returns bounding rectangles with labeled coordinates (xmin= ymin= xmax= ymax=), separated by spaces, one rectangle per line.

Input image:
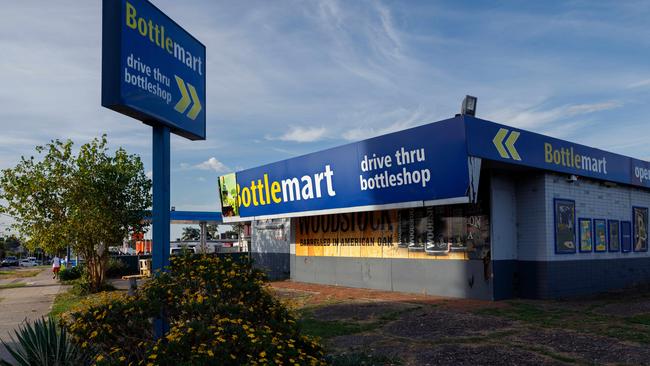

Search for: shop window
xmin=397 ymin=203 xmax=490 ymax=259
xmin=594 ymin=219 xmax=607 ymax=252
xmin=621 ymin=221 xmax=632 ymax=253
xmin=608 ymin=220 xmax=620 ymax=252
xmin=633 ymin=207 xmax=648 ymax=252
xmin=578 ymin=218 xmax=593 ymax=253
xmin=554 ymin=199 xmax=576 ymax=254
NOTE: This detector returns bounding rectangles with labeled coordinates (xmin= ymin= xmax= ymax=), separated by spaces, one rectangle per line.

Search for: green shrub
xmin=58 ymin=266 xmax=83 ymax=281
xmin=0 ymin=317 xmax=91 ymax=366
xmin=104 ymin=258 xmax=128 ymax=279
xmin=70 ymin=278 xmax=116 ymax=296
xmin=62 ymin=254 xmax=325 ymax=365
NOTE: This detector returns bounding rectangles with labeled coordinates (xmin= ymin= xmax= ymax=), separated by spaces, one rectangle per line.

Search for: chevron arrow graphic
xmin=492 ymin=128 xmax=510 ymax=159
xmin=492 ymin=128 xmax=521 ymax=160
xmin=174 ymin=76 xmax=191 ymax=114
xmin=173 ymin=75 xmax=202 ymax=120
xmin=505 ymin=131 xmax=521 ymax=161
xmin=186 ymin=83 xmax=202 ymax=120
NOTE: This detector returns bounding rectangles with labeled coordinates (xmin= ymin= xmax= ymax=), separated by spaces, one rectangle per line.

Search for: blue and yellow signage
xmin=219 ymin=115 xmax=650 ymax=220
xmin=465 ymin=116 xmax=650 ymax=189
xmin=220 ymin=118 xmax=470 ymax=220
xmin=102 ymin=0 xmax=206 ymax=140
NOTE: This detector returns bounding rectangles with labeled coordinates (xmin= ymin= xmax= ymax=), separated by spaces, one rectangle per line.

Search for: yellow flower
xmin=207 ymin=350 xmax=214 ymax=357
xmin=260 ymin=351 xmax=266 ymax=358
xmin=96 ymin=355 xmax=104 ymax=361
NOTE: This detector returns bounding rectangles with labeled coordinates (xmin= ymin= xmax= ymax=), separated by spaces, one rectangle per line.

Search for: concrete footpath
xmin=0 ymin=268 xmax=62 ymax=362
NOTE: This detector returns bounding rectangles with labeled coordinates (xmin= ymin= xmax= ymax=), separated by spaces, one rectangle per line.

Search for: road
xmin=0 ymin=268 xmax=62 ymax=362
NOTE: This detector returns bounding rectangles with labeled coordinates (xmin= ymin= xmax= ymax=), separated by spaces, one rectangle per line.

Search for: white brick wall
xmin=515 ymin=172 xmax=548 ymax=261
xmin=495 ymin=171 xmax=650 ymax=262
xmin=542 ymin=173 xmax=650 ymax=261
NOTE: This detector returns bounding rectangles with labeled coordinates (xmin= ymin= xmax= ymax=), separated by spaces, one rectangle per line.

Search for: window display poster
xmin=295 ymin=206 xmax=490 ymax=260
xmin=634 ymin=207 xmax=648 ymax=252
xmin=554 ymin=199 xmax=576 ymax=254
xmin=218 ymin=173 xmax=239 ymax=218
xmin=608 ymin=220 xmax=620 ymax=252
xmin=621 ymin=221 xmax=632 ymax=253
xmin=578 ymin=219 xmax=592 ymax=252
xmin=594 ymin=219 xmax=607 ymax=252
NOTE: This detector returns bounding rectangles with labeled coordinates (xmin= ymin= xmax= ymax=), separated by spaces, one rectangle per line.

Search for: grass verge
xmin=0 ymin=269 xmax=41 ymax=279
xmin=299 ymin=318 xmax=380 ymax=339
xmin=49 ymin=290 xmax=87 ymax=320
xmin=0 ymin=282 xmax=27 ymax=289
xmin=298 ymin=305 xmax=419 ymax=340
xmin=477 ymin=300 xmax=650 ymax=345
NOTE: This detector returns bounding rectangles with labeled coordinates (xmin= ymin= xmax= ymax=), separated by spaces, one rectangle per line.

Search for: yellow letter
xmin=271 ymin=181 xmax=282 ymax=203
xmin=544 ymin=143 xmax=553 ymax=163
xmin=125 ymin=2 xmax=137 ymax=29
xmin=241 ymin=187 xmax=251 ymax=207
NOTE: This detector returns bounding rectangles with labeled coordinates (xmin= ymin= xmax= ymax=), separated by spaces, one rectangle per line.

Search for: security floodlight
xmin=461 ymin=95 xmax=477 ymax=116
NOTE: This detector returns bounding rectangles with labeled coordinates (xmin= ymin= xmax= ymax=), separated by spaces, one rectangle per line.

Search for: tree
xmin=206 ymin=224 xmax=219 ymax=240
xmin=0 ymin=136 xmax=151 ymax=292
xmin=181 ymin=227 xmax=200 ymax=241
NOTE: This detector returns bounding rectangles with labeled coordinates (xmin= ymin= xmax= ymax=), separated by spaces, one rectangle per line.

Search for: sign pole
xmin=152 ymin=125 xmax=170 ymax=338
xmin=152 ymin=125 xmax=170 ymax=273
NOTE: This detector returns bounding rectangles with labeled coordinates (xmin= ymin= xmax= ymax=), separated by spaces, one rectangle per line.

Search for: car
xmin=1 ymin=256 xmax=19 ymax=267
xmin=19 ymin=259 xmax=37 ymax=267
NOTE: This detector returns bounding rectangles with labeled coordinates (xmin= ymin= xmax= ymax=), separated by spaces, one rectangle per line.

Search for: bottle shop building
xmin=219 ymin=114 xmax=650 ymax=300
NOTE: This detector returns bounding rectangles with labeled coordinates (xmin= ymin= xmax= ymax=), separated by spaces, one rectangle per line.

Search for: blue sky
xmin=0 ymin=1 xmax=649 ymax=237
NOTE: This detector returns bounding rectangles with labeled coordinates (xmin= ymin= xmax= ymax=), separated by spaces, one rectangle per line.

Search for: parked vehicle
xmin=1 ymin=256 xmax=19 ymax=267
xmin=19 ymin=259 xmax=37 ymax=267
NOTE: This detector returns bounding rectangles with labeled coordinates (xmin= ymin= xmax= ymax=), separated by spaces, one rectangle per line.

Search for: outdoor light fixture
xmin=461 ymin=95 xmax=478 ymax=116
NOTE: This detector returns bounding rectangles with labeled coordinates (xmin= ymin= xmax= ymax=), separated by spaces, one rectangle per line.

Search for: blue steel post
xmin=152 ymin=126 xmax=171 ymax=272
xmin=152 ymin=125 xmax=171 ymax=338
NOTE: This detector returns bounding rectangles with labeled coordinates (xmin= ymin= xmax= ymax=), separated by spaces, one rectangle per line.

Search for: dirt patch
xmin=595 ymin=301 xmax=650 ymax=317
xmin=384 ymin=307 xmax=513 ymax=339
xmin=512 ymin=328 xmax=650 ymax=365
xmin=311 ymin=301 xmax=420 ymax=322
xmin=270 ymin=280 xmax=504 ymax=311
xmin=327 ymin=333 xmax=388 ymax=350
xmin=270 ymin=281 xmax=650 ymax=365
xmin=402 ymin=344 xmax=565 ymax=366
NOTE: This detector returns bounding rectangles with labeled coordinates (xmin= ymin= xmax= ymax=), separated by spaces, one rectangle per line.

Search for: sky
xmin=0 ymin=1 xmax=649 ymax=238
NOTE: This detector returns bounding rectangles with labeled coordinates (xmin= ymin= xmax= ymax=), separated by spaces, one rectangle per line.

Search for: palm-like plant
xmin=0 ymin=317 xmax=91 ymax=366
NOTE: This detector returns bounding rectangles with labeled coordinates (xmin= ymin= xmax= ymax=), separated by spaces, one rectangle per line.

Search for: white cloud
xmin=195 ymin=157 xmax=229 ymax=173
xmin=341 ymin=107 xmax=431 ymax=141
xmin=628 ymin=78 xmax=650 ymax=88
xmin=490 ymin=101 xmax=622 ymax=129
xmin=267 ymin=126 xmax=327 ymax=142
xmin=145 ymin=170 xmax=153 ymax=179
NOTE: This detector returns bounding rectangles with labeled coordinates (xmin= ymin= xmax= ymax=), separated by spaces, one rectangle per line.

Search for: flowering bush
xmin=62 ymin=255 xmax=325 ymax=365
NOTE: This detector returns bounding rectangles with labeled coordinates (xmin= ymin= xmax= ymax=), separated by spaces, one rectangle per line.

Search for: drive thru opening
xmin=219 ymin=112 xmax=650 ymax=300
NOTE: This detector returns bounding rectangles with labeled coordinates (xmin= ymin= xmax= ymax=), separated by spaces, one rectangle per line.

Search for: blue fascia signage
xmin=464 ymin=116 xmax=650 ymax=189
xmin=102 ymin=0 xmax=206 ymax=140
xmin=229 ymin=117 xmax=470 ymax=219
